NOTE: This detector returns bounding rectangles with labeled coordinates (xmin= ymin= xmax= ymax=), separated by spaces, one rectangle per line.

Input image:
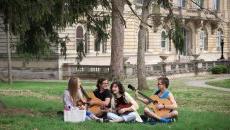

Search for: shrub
xmin=209 ymin=65 xmax=228 ymax=74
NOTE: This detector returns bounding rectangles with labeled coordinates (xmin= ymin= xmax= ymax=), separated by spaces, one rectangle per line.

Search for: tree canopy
xmin=0 ymin=0 xmax=110 ymax=58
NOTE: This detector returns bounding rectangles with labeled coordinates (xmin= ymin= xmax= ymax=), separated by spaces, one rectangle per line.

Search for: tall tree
xmin=136 ymin=0 xmax=151 ymax=90
xmin=110 ymin=0 xmax=125 ymax=80
xmin=130 ymin=0 xmax=173 ymax=90
xmin=7 ymin=23 xmax=12 ymax=84
xmin=0 ymin=0 xmax=110 ymax=83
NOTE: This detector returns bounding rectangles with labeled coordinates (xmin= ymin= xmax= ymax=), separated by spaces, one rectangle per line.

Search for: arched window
xmin=161 ymin=30 xmax=168 ymax=51
xmin=200 ymin=29 xmax=208 ymax=51
xmin=216 ymin=30 xmax=223 ymax=51
xmin=76 ymin=26 xmax=84 ymax=51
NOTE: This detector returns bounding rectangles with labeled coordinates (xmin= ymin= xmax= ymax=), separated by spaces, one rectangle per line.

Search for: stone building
xmin=0 ymin=0 xmax=230 ymax=79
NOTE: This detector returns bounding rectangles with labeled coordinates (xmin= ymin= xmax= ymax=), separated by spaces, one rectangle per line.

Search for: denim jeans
xmin=107 ymin=112 xmax=136 ymax=122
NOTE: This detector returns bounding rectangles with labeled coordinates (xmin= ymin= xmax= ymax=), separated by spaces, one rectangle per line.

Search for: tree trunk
xmin=110 ymin=0 xmax=125 ymax=80
xmin=7 ymin=23 xmax=12 ymax=84
xmin=137 ymin=0 xmax=150 ymax=90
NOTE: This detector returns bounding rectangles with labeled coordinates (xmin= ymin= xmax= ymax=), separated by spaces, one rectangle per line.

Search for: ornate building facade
xmin=58 ymin=0 xmax=230 ymax=65
xmin=0 ymin=0 xmax=229 ymax=79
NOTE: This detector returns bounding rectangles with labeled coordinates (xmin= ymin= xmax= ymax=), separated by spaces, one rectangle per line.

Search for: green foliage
xmin=168 ymin=18 xmax=185 ymax=54
xmin=76 ymin=40 xmax=86 ymax=63
xmin=153 ymin=0 xmax=185 ymax=55
xmin=208 ymin=65 xmax=228 ymax=74
xmin=0 ymin=0 xmax=111 ymax=59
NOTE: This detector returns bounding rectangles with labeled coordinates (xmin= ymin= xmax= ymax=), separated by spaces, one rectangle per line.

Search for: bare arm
xmin=135 ymin=91 xmax=150 ymax=104
xmin=165 ymin=93 xmax=178 ymax=110
xmin=102 ymin=98 xmax=110 ymax=107
xmin=124 ymin=92 xmax=139 ymax=112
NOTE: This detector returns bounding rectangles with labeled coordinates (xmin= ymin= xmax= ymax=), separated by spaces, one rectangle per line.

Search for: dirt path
xmin=184 ymin=74 xmax=230 ymax=92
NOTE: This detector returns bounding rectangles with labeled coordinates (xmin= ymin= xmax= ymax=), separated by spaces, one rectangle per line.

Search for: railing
xmin=62 ymin=60 xmax=230 ymax=79
xmin=62 ymin=64 xmax=110 ymax=79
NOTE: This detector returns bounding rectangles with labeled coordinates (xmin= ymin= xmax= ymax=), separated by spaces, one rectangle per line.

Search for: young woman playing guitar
xmin=106 ymin=81 xmax=143 ymax=123
xmin=136 ymin=77 xmax=178 ymax=123
xmin=63 ymin=76 xmax=103 ymax=121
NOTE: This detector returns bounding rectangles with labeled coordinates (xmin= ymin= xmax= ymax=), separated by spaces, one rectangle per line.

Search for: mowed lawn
xmin=206 ymin=79 xmax=230 ymax=89
xmin=0 ymin=78 xmax=230 ymax=130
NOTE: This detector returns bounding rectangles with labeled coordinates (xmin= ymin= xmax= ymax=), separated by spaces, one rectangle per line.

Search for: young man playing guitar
xmin=136 ymin=77 xmax=178 ymax=123
xmin=88 ymin=78 xmax=111 ymax=117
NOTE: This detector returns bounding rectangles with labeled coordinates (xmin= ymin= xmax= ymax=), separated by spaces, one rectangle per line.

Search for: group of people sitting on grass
xmin=63 ymin=76 xmax=178 ymax=124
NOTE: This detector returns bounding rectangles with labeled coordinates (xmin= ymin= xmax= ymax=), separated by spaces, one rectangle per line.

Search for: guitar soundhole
xmin=153 ymin=101 xmax=158 ymax=104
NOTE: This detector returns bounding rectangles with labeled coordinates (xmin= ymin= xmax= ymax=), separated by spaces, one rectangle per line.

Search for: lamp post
xmin=220 ymin=37 xmax=225 ymax=60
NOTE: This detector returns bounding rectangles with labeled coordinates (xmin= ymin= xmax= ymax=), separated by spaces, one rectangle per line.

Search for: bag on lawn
xmin=64 ymin=107 xmax=86 ymax=123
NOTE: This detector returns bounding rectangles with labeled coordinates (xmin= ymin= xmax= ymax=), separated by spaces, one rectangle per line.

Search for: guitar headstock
xmin=128 ymin=84 xmax=136 ymax=91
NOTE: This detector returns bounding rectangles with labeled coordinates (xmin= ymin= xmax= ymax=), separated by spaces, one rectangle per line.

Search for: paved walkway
xmin=185 ymin=74 xmax=230 ymax=92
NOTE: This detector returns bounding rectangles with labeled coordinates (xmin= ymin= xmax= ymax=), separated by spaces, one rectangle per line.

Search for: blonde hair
xmin=68 ymin=76 xmax=81 ymax=106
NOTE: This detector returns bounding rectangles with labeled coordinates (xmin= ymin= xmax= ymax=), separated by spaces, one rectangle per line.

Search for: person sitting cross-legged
xmin=136 ymin=77 xmax=178 ymax=123
xmin=106 ymin=81 xmax=143 ymax=123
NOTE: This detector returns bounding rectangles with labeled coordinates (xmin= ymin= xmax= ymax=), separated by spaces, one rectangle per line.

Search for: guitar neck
xmin=137 ymin=91 xmax=155 ymax=103
xmin=80 ymin=85 xmax=90 ymax=99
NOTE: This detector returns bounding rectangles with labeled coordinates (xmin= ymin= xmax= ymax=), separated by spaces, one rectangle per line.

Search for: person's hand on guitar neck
xmin=87 ymin=100 xmax=96 ymax=106
xmin=135 ymin=90 xmax=150 ymax=105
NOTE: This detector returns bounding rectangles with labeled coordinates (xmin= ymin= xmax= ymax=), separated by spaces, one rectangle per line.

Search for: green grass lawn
xmin=206 ymin=79 xmax=230 ymax=89
xmin=0 ymin=78 xmax=230 ymax=130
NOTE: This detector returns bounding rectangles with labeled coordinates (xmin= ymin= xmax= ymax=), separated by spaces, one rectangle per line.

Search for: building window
xmin=192 ymin=0 xmax=203 ymax=8
xmin=94 ymin=34 xmax=107 ymax=53
xmin=216 ymin=30 xmax=222 ymax=51
xmin=102 ymin=40 xmax=107 ymax=53
xmin=213 ymin=0 xmax=220 ymax=11
xmin=161 ymin=30 xmax=168 ymax=51
xmin=94 ymin=34 xmax=100 ymax=52
xmin=178 ymin=0 xmax=186 ymax=8
xmin=76 ymin=26 xmax=84 ymax=51
xmin=200 ymin=30 xmax=208 ymax=51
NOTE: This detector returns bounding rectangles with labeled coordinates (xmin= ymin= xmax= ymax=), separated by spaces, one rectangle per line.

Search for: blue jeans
xmin=107 ymin=112 xmax=136 ymax=122
xmin=85 ymin=111 xmax=93 ymax=120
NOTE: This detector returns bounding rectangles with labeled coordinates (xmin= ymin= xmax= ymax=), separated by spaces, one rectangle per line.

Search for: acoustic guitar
xmin=80 ymin=86 xmax=104 ymax=117
xmin=128 ymin=84 xmax=171 ymax=117
xmin=116 ymin=103 xmax=133 ymax=115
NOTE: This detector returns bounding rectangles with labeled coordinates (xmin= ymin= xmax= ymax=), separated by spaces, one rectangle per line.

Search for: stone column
xmin=159 ymin=55 xmax=168 ymax=77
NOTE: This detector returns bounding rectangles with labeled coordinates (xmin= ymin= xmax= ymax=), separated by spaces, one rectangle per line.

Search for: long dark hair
xmin=96 ymin=78 xmax=107 ymax=89
xmin=110 ymin=81 xmax=125 ymax=95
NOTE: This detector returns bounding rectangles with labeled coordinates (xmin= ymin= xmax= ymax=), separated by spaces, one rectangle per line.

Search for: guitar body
xmin=117 ymin=103 xmax=132 ymax=110
xmin=127 ymin=84 xmax=172 ymax=118
xmin=147 ymin=95 xmax=171 ymax=117
xmin=116 ymin=103 xmax=133 ymax=115
xmin=85 ymin=91 xmax=104 ymax=117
